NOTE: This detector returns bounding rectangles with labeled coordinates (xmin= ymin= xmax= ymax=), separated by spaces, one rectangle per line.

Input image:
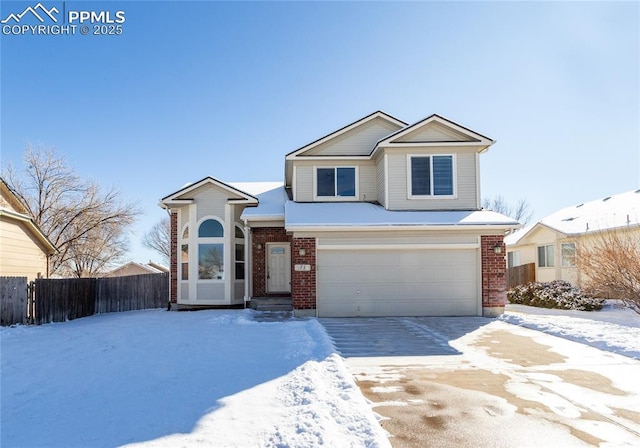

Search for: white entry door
xmin=266 ymin=243 xmax=291 ymax=293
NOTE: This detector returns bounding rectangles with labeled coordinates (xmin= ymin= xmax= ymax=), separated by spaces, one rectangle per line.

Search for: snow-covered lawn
xmin=501 ymin=301 xmax=640 ymax=359
xmin=0 ymin=310 xmax=388 ymax=448
xmin=2 ymin=301 xmax=638 ymax=447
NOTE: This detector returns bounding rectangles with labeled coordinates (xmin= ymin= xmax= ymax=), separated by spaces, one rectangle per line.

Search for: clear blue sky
xmin=2 ymin=0 xmax=639 ymax=265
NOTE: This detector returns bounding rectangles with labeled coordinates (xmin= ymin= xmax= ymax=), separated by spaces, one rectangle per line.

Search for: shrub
xmin=507 ymin=280 xmax=605 ymax=311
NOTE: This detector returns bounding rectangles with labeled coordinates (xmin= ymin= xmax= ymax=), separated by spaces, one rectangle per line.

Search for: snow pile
xmin=0 ymin=309 xmax=388 ymax=448
xmin=501 ymin=302 xmax=640 ymax=359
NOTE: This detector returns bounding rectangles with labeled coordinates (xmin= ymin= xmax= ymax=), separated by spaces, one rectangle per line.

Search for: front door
xmin=266 ymin=243 xmax=291 ymax=293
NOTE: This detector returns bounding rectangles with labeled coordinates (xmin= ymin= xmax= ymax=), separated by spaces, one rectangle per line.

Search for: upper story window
xmin=316 ymin=167 xmax=356 ymax=198
xmin=408 ymin=155 xmax=455 ymax=198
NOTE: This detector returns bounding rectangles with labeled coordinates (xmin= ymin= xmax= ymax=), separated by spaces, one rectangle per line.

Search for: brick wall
xmin=291 ymin=238 xmax=316 ymax=310
xmin=170 ymin=211 xmax=177 ymax=303
xmin=251 ymin=227 xmax=292 ymax=297
xmin=481 ymin=235 xmax=506 ymax=317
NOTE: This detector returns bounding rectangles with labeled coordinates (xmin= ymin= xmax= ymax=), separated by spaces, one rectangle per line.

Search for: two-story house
xmin=160 ymin=111 xmax=519 ymax=317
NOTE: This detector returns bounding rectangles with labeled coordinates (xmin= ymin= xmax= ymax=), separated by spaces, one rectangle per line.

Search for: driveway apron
xmin=320 ymin=317 xmax=640 ymax=448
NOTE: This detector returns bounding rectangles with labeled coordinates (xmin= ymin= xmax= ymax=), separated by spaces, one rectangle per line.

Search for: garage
xmin=317 ymin=246 xmax=479 ymax=317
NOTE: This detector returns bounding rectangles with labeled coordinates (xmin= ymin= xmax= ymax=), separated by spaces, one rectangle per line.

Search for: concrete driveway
xmin=320 ymin=317 xmax=640 ymax=448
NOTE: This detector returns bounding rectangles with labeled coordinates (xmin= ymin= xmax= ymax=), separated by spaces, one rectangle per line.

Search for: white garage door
xmin=317 ymin=248 xmax=479 ymax=317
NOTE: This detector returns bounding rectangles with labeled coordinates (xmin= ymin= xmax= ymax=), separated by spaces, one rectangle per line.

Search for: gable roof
xmin=372 ymin=114 xmax=495 ymax=155
xmin=0 ymin=177 xmax=58 ymax=255
xmin=285 ymin=111 xmax=407 ymax=158
xmin=160 ymin=176 xmax=259 ymax=207
xmin=506 ymin=189 xmax=640 ymax=245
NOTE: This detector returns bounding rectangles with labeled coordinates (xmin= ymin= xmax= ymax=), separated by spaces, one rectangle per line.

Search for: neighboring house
xmin=505 ymin=190 xmax=640 ymax=285
xmin=161 ymin=111 xmax=519 ymax=317
xmin=0 ymin=178 xmax=58 ymax=280
xmin=103 ymin=261 xmax=169 ymax=277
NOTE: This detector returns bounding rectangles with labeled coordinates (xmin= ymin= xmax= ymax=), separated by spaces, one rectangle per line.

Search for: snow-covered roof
xmin=284 ymin=201 xmax=519 ymax=229
xmin=239 ymin=184 xmax=287 ymax=221
xmin=228 ymin=182 xmax=283 ymax=197
xmin=506 ymin=189 xmax=640 ymax=245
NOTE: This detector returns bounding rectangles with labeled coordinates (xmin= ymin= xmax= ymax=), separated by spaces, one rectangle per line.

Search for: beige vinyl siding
xmin=376 ymin=155 xmax=386 ymax=207
xmin=197 ymin=283 xmax=225 ymax=301
xmin=396 ymin=121 xmax=477 ymax=143
xmin=303 ymin=118 xmax=402 ymax=156
xmin=292 ymin=160 xmax=377 ymax=202
xmin=386 ymin=147 xmax=478 ymax=210
xmin=0 ymin=218 xmax=49 ymax=280
xmin=295 ymin=165 xmax=313 ymax=202
xmin=192 ymin=186 xmax=229 ymax=221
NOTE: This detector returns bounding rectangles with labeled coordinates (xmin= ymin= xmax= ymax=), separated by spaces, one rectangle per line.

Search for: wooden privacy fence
xmin=0 ymin=273 xmax=168 ymax=326
xmin=0 ymin=277 xmax=28 ymax=326
xmin=507 ymin=263 xmax=536 ymax=287
xmin=34 ymin=273 xmax=169 ymax=325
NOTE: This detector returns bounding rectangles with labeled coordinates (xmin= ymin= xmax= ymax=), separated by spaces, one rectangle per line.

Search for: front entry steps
xmin=249 ymin=297 xmax=293 ymax=312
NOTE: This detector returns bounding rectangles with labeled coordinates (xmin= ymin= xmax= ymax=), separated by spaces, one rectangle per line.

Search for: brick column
xmin=170 ymin=211 xmax=178 ymax=305
xmin=481 ymin=235 xmax=506 ymax=317
xmin=291 ymin=237 xmax=316 ymax=317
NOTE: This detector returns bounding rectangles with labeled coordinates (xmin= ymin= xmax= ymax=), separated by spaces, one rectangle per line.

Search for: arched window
xmin=235 ymin=225 xmax=245 ymax=280
xmin=198 ymin=218 xmax=224 ymax=280
xmin=199 ymin=219 xmax=224 ymax=237
xmin=181 ymin=225 xmax=189 ymax=281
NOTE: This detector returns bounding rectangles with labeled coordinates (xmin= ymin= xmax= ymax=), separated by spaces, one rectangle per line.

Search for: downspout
xmin=243 ymin=218 xmax=250 ymax=308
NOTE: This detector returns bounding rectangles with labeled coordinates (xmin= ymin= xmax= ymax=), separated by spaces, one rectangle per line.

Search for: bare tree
xmin=2 ymin=145 xmax=139 ymax=277
xmin=482 ymin=195 xmax=534 ymax=225
xmin=143 ymin=216 xmax=171 ymax=262
xmin=577 ymin=229 xmax=640 ymax=309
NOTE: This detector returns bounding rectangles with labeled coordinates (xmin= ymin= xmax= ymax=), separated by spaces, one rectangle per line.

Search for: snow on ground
xmin=0 ymin=309 xmax=389 ymax=448
xmin=501 ymin=301 xmax=640 ymax=360
xmin=2 ymin=301 xmax=639 ymax=447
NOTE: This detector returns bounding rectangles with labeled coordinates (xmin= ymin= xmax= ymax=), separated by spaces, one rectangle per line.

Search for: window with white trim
xmin=181 ymin=226 xmax=189 ymax=281
xmin=316 ymin=167 xmax=356 ymax=198
xmin=234 ymin=225 xmax=245 ymax=280
xmin=409 ymin=155 xmax=454 ymax=197
xmin=507 ymin=251 xmax=520 ymax=269
xmin=198 ymin=218 xmax=224 ymax=280
xmin=538 ymin=244 xmax=554 ymax=268
xmin=561 ymin=243 xmax=576 ymax=267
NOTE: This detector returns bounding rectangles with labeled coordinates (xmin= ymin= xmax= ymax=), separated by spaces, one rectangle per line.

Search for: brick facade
xmin=251 ymin=227 xmax=292 ymax=297
xmin=170 ymin=211 xmax=178 ymax=304
xmin=481 ymin=235 xmax=506 ymax=317
xmin=291 ymin=238 xmax=317 ymax=311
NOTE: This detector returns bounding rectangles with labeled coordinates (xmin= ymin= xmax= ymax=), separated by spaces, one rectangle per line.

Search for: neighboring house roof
xmin=0 ymin=208 xmax=58 ymax=255
xmin=284 ymin=202 xmax=518 ymax=231
xmin=505 ymin=189 xmax=640 ymax=245
xmin=104 ymin=261 xmax=167 ymax=277
xmin=0 ymin=178 xmax=58 ymax=255
xmin=148 ymin=261 xmax=169 ymax=273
